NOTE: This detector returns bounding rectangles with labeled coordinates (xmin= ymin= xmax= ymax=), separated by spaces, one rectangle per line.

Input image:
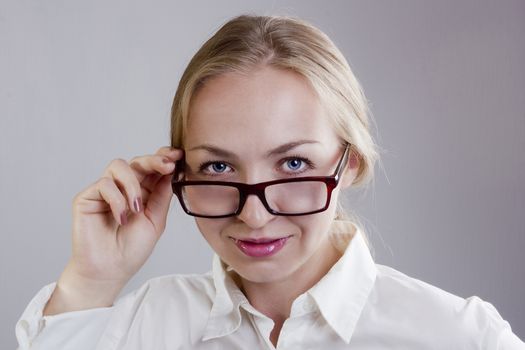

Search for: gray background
xmin=1 ymin=0 xmax=524 ymax=348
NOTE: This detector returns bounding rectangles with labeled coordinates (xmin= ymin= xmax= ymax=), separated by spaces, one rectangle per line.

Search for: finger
xmin=131 ymin=150 xmax=184 ymax=193
xmin=155 ymin=146 xmax=183 ymax=160
xmin=128 ymin=147 xmax=183 ymax=184
xmin=79 ymin=177 xmax=129 ymax=225
xmin=140 ymin=172 xmax=163 ymax=195
xmin=140 ymin=147 xmax=184 ymax=196
xmin=129 ymin=154 xmax=176 ymax=183
xmin=102 ymin=159 xmax=143 ymax=214
xmin=143 ymin=174 xmax=174 ymax=235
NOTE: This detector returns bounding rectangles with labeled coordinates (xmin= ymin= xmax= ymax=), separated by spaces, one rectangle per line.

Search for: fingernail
xmin=120 ymin=212 xmax=128 ymax=225
xmin=133 ymin=197 xmax=142 ymax=213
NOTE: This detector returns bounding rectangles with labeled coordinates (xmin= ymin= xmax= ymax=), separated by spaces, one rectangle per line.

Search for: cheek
xmin=289 ymin=206 xmax=337 ymax=244
xmin=308 ymin=197 xmax=338 ymax=241
xmin=195 ymin=218 xmax=230 ymax=246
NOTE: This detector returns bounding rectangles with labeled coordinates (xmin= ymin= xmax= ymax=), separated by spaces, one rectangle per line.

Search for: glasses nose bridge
xmin=238 ymin=182 xmax=270 ymax=212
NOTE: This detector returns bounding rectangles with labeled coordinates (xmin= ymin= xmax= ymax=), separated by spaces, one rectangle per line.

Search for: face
xmin=184 ymin=66 xmax=359 ymax=285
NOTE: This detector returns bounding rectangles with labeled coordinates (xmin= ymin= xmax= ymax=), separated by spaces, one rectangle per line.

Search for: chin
xmin=230 ymin=258 xmax=296 ymax=284
xmin=227 ymin=253 xmax=293 ymax=283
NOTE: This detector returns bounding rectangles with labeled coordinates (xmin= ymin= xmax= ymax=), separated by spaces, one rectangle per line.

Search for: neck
xmin=236 ymin=235 xmax=342 ymax=322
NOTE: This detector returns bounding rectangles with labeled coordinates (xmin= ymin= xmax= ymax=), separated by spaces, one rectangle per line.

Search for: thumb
xmin=144 ymin=174 xmax=173 ymax=235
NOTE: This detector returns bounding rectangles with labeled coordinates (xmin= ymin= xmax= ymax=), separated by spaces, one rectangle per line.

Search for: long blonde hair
xmin=170 ymin=14 xmax=381 ymax=250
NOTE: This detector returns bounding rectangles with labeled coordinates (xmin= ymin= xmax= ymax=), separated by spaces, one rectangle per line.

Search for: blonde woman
xmin=16 ymin=14 xmax=524 ymax=349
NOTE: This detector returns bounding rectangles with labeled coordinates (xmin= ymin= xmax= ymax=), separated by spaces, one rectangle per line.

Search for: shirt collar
xmin=201 ymin=254 xmax=247 ymax=341
xmin=202 ymin=220 xmax=377 ymax=343
xmin=308 ymin=219 xmax=377 ymax=343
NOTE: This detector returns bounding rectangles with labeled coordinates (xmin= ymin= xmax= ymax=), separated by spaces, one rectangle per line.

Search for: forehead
xmin=185 ymin=66 xmax=338 ymax=153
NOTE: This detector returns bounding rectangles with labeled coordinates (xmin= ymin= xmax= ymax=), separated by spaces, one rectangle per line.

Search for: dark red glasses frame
xmin=171 ymin=143 xmax=351 ymax=218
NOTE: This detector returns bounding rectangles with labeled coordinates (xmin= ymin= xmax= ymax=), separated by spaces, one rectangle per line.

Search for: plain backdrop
xmin=1 ymin=1 xmax=524 ymax=348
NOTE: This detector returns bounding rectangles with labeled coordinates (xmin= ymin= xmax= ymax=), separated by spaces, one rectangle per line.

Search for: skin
xmin=44 ymin=146 xmax=183 ymax=315
xmin=43 ymin=65 xmax=359 ymax=348
xmin=185 ymin=65 xmax=360 ymax=346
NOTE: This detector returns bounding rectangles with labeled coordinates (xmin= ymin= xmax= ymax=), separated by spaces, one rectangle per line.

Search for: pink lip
xmin=232 ymin=236 xmax=291 ymax=258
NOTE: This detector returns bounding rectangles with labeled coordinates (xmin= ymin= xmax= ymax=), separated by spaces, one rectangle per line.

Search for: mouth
xmin=229 ymin=235 xmax=292 ymax=258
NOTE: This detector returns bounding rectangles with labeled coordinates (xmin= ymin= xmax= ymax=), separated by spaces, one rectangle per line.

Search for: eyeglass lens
xmin=181 ymin=181 xmax=328 ymax=216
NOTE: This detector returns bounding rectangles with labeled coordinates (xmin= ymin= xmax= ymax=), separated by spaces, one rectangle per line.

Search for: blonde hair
xmin=170 ymin=14 xmax=381 ymax=250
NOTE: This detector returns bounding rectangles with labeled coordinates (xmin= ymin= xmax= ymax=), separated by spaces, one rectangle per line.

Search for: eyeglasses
xmin=171 ymin=143 xmax=351 ymax=218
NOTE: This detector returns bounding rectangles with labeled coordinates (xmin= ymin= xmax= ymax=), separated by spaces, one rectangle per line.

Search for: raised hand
xmin=43 ymin=146 xmax=183 ymax=315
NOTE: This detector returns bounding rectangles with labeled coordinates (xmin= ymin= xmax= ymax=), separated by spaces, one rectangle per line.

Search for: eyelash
xmin=280 ymin=155 xmax=315 ymax=175
xmin=197 ymin=155 xmax=316 ymax=177
xmin=197 ymin=161 xmax=232 ymax=175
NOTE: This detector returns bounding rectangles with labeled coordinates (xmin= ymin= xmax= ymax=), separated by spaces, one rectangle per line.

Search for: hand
xmin=44 ymin=146 xmax=183 ymax=314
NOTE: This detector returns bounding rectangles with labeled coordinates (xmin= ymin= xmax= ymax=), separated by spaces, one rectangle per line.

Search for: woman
xmin=16 ymin=14 xmax=524 ymax=349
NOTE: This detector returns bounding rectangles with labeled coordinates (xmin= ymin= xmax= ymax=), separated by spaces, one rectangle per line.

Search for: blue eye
xmin=286 ymin=159 xmax=303 ymax=171
xmin=280 ymin=156 xmax=315 ymax=175
xmin=211 ymin=162 xmax=227 ymax=173
xmin=198 ymin=161 xmax=232 ymax=175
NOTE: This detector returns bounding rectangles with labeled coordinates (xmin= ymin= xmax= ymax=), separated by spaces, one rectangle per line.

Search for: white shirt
xmin=16 ymin=220 xmax=525 ymax=349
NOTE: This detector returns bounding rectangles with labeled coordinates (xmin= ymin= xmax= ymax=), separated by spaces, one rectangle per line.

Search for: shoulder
xmin=118 ymin=271 xmax=214 ymax=302
xmin=96 ymin=272 xmax=217 ymax=345
xmin=113 ymin=272 xmax=216 ymax=317
xmin=366 ymin=264 xmax=512 ymax=348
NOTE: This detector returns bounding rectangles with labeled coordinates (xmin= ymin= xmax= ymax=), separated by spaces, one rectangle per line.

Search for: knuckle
xmin=113 ymin=197 xmax=125 ymax=208
xmin=129 ymin=155 xmax=141 ymax=164
xmin=110 ymin=158 xmax=127 ymax=168
xmin=72 ymin=192 xmax=81 ymax=205
xmin=97 ymin=177 xmax=112 ymax=186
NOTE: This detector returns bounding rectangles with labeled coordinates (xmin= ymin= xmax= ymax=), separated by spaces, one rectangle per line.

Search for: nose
xmin=236 ymin=193 xmax=274 ymax=228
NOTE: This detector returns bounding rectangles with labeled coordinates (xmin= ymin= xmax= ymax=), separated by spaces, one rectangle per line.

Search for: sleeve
xmin=496 ymin=328 xmax=525 ymax=350
xmin=465 ymin=296 xmax=525 ymax=350
xmin=16 ymin=282 xmax=113 ymax=350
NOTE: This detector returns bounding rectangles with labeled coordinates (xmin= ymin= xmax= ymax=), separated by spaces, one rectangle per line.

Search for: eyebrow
xmin=187 ymin=140 xmax=320 ymax=159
